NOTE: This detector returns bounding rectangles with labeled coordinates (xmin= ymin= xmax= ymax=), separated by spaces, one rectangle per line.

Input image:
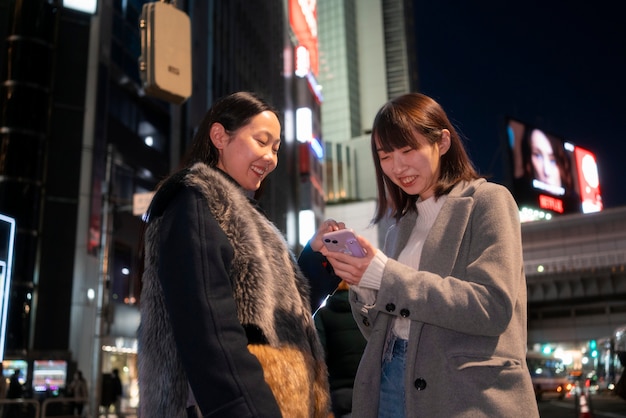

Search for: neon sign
xmin=538 ymin=195 xmax=564 ymax=214
xmin=0 ymin=214 xmax=16 ymax=361
xmin=289 ymin=0 xmax=319 ymax=76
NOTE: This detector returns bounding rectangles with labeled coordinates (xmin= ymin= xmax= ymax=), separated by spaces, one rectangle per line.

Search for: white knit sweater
xmin=356 ymin=195 xmax=448 ymax=339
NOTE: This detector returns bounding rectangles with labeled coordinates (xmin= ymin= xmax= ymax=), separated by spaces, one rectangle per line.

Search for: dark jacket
xmin=314 ymin=288 xmax=366 ymax=415
xmin=7 ymin=374 xmax=22 ymax=399
xmin=138 ymin=163 xmax=331 ymax=418
xmin=299 ymin=245 xmax=341 ymax=311
xmin=315 ymin=289 xmax=366 ymax=392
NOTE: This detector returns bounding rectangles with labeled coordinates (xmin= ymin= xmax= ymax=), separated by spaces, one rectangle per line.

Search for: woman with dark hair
xmin=314 ymin=280 xmax=367 ymax=417
xmin=305 ymin=93 xmax=538 ymax=417
xmin=521 ymin=127 xmax=573 ymax=195
xmin=513 ymin=125 xmax=581 ymax=213
xmin=138 ymin=92 xmax=331 ymax=417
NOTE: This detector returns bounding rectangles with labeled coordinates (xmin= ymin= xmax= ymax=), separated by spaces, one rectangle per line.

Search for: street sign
xmin=132 ymin=192 xmax=155 ymax=216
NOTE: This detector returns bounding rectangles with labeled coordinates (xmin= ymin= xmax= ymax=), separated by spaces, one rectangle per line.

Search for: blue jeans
xmin=378 ymin=335 xmax=407 ymax=418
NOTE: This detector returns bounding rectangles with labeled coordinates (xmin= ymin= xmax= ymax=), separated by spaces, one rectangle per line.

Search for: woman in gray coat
xmin=308 ymin=93 xmax=539 ymax=417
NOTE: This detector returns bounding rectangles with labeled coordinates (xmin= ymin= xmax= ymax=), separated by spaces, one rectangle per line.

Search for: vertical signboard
xmin=289 ymin=0 xmax=319 ymax=76
xmin=0 ymin=214 xmax=16 ymax=361
xmin=573 ymin=146 xmax=603 ymax=213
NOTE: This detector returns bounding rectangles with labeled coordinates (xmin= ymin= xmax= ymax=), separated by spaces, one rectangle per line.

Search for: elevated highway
xmin=522 ymin=206 xmax=626 ymax=345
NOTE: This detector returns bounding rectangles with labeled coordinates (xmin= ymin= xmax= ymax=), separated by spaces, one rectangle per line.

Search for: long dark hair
xmin=371 ymin=93 xmax=479 ymax=223
xmin=521 ymin=127 xmax=573 ymax=191
xmin=136 ymin=92 xmax=278 ymax=297
xmin=182 ymin=91 xmax=279 ymax=167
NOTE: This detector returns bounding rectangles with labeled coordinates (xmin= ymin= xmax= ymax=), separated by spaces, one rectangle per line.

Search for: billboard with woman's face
xmin=507 ymin=118 xmax=602 ymax=215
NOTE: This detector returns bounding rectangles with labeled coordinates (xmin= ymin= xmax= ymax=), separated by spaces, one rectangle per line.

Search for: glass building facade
xmin=0 ymin=0 xmax=317 ymax=413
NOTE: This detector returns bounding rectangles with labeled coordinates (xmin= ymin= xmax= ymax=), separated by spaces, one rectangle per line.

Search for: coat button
xmin=385 ymin=303 xmax=396 ymax=312
xmin=414 ymin=378 xmax=427 ymax=391
xmin=362 ymin=317 xmax=370 ymax=327
xmin=400 ymin=308 xmax=410 ymax=317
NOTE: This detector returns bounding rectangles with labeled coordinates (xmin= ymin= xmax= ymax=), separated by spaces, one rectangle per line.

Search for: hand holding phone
xmin=322 ymin=229 xmax=366 ymax=257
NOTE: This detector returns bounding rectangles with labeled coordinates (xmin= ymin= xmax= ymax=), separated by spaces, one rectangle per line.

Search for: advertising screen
xmin=2 ymin=359 xmax=28 ymax=385
xmin=573 ymin=146 xmax=603 ymax=213
xmin=32 ymin=360 xmax=68 ymax=392
xmin=506 ymin=118 xmax=602 ymax=216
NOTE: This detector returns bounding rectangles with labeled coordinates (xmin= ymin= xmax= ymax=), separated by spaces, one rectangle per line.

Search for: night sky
xmin=413 ymin=1 xmax=626 ymax=209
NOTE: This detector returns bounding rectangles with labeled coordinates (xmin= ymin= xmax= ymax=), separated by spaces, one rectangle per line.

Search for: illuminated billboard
xmin=2 ymin=359 xmax=27 ymax=385
xmin=0 ymin=214 xmax=16 ymax=360
xmin=573 ymin=146 xmax=602 ymax=213
xmin=507 ymin=118 xmax=602 ymax=216
xmin=289 ymin=0 xmax=319 ymax=76
xmin=33 ymin=359 xmax=68 ymax=393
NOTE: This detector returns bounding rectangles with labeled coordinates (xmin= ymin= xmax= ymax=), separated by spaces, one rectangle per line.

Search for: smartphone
xmin=322 ymin=229 xmax=366 ymax=257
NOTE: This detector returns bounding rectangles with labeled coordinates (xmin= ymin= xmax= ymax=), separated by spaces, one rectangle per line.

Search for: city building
xmin=0 ymin=0 xmax=624 ymax=413
xmin=314 ymin=0 xmax=625 ymax=387
xmin=523 ymin=205 xmax=626 ymax=381
xmin=0 ymin=0 xmax=323 ymax=414
xmin=317 ymin=0 xmax=417 ymax=247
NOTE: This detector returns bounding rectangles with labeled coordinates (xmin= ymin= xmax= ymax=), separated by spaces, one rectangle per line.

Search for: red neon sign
xmin=573 ymin=146 xmax=602 ymax=213
xmin=539 ymin=194 xmax=564 ymax=213
xmin=289 ymin=0 xmax=319 ymax=76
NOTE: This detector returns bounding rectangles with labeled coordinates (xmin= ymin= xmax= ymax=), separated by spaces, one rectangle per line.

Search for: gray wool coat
xmin=350 ymin=179 xmax=540 ymax=418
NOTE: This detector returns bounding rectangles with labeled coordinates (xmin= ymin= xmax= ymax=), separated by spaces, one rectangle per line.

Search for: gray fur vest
xmin=138 ymin=163 xmax=330 ymax=417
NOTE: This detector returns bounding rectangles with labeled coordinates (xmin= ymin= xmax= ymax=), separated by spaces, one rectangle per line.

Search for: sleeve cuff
xmin=358 ymin=250 xmax=388 ymax=290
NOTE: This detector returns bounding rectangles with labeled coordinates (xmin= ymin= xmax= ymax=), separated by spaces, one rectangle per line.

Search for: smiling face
xmin=212 ymin=110 xmax=281 ymax=191
xmin=376 ymin=129 xmax=450 ymax=200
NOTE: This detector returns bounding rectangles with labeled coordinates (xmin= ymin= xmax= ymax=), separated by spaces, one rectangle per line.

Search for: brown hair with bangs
xmin=371 ymin=93 xmax=480 ymax=223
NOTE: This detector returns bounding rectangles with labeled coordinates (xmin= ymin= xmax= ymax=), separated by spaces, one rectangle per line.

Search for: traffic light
xmin=590 ymin=339 xmax=598 ymax=358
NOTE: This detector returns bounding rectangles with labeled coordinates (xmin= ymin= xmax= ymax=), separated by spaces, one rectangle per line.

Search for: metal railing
xmin=0 ymin=397 xmax=88 ymax=418
xmin=0 ymin=398 xmax=40 ymax=418
xmin=0 ymin=397 xmax=136 ymax=418
xmin=42 ymin=397 xmax=88 ymax=418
